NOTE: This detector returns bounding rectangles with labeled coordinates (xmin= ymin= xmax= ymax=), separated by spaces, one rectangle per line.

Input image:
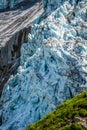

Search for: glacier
xmin=0 ymin=0 xmax=87 ymax=130
xmin=0 ymin=0 xmax=28 ymax=9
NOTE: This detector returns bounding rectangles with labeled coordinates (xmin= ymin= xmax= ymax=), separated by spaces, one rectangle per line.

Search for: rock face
xmin=0 ymin=0 xmax=43 ymax=94
xmin=0 ymin=0 xmax=87 ymax=130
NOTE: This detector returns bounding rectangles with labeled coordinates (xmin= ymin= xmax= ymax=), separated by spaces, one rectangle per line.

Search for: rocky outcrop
xmin=0 ymin=0 xmax=87 ymax=130
xmin=0 ymin=27 xmax=29 ymax=95
xmin=0 ymin=0 xmax=43 ymax=95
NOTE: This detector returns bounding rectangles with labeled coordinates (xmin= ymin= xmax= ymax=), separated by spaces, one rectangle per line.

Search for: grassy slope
xmin=26 ymin=91 xmax=87 ymax=130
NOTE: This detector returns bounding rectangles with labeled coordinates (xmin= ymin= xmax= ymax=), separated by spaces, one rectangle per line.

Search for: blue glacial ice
xmin=0 ymin=0 xmax=87 ymax=130
xmin=0 ymin=0 xmax=26 ymax=9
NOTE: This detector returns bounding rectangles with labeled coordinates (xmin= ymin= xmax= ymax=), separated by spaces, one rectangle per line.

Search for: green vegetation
xmin=26 ymin=91 xmax=87 ymax=130
xmin=61 ymin=123 xmax=86 ymax=130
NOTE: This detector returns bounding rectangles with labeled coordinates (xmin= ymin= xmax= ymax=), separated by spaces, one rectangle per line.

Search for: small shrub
xmin=79 ymin=109 xmax=87 ymax=117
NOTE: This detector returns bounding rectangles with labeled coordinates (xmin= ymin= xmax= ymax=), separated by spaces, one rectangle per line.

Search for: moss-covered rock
xmin=26 ymin=91 xmax=87 ymax=130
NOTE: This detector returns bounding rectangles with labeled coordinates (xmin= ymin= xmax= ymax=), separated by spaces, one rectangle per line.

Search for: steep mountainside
xmin=0 ymin=0 xmax=43 ymax=95
xmin=0 ymin=0 xmax=87 ymax=130
xmin=26 ymin=90 xmax=87 ymax=130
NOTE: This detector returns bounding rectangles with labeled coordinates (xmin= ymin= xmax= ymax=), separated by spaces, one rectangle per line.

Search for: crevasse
xmin=0 ymin=0 xmax=87 ymax=130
